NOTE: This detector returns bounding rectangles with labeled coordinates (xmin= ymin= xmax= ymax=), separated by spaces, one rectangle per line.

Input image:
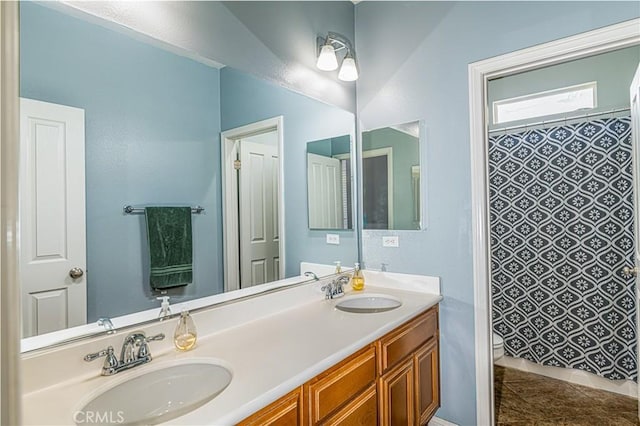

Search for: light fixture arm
xmin=317 ymin=32 xmax=355 ymax=59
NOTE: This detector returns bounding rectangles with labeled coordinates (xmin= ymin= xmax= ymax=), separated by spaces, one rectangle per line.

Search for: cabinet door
xmin=322 ymin=383 xmax=377 ymax=426
xmin=415 ymin=340 xmax=439 ymax=425
xmin=379 ymin=358 xmax=414 ymax=426
xmin=238 ymin=387 xmax=303 ymax=426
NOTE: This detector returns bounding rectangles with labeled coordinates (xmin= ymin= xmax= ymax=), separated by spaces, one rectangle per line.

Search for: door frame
xmin=0 ymin=2 xmax=21 ymax=424
xmin=221 ymin=116 xmax=284 ymax=292
xmin=362 ymin=147 xmax=394 ymax=229
xmin=468 ymin=19 xmax=640 ymax=426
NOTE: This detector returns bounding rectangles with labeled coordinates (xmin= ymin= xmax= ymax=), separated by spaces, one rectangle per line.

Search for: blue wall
xmin=355 ymin=2 xmax=640 ymax=424
xmin=220 ymin=67 xmax=357 ymax=274
xmin=20 ymin=2 xmax=223 ymax=321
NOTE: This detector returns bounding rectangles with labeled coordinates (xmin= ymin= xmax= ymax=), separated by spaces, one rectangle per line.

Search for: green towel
xmin=145 ymin=207 xmax=193 ymax=290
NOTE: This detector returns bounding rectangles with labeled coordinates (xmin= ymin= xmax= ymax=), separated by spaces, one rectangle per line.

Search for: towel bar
xmin=123 ymin=205 xmax=205 ymax=214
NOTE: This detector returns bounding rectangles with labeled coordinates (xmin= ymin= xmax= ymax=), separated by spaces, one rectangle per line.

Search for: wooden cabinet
xmin=238 ymin=387 xmax=303 ymax=426
xmin=415 ymin=340 xmax=439 ymax=424
xmin=379 ymin=306 xmax=440 ymax=426
xmin=380 ymin=358 xmax=414 ymax=426
xmin=305 ymin=346 xmax=377 ymax=425
xmin=239 ymin=305 xmax=439 ymax=426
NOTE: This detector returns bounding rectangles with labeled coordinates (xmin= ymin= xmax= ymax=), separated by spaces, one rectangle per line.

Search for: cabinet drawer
xmin=321 ymin=383 xmax=377 ymax=426
xmin=379 ymin=307 xmax=437 ymax=373
xmin=238 ymin=387 xmax=303 ymax=426
xmin=306 ymin=346 xmax=376 ymax=424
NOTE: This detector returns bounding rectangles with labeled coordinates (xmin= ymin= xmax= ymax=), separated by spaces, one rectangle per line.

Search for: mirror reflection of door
xmin=361 ymin=122 xmax=421 ymax=230
xmin=238 ymin=131 xmax=280 ymax=288
xmin=305 ymin=134 xmax=353 ymax=230
xmin=363 ymin=149 xmax=393 ymax=229
xmin=19 ymin=98 xmax=87 ymax=337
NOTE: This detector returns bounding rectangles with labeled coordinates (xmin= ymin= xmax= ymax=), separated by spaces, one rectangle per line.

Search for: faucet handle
xmin=84 ymin=346 xmax=119 ymax=375
xmin=138 ymin=333 xmax=165 ymax=359
xmin=84 ymin=346 xmax=115 ymax=362
xmin=145 ymin=333 xmax=165 ymax=342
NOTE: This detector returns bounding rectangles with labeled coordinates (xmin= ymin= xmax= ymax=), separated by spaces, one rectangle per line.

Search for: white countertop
xmin=22 ymin=272 xmax=441 ymax=425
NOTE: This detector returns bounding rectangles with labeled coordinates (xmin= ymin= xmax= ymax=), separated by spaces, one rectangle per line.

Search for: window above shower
xmin=492 ymin=81 xmax=597 ymax=125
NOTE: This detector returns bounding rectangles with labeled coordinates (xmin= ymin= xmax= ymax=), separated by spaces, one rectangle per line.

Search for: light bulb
xmin=316 ymin=44 xmax=338 ymax=71
xmin=338 ymin=56 xmax=359 ymax=81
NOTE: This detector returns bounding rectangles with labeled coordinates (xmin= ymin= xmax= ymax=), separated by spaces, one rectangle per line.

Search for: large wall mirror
xmin=306 ymin=135 xmax=354 ymax=230
xmin=361 ymin=121 xmax=423 ymax=230
xmin=19 ymin=2 xmax=358 ymax=349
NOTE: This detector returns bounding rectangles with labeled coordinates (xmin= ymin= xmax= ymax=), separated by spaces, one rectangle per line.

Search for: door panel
xmin=239 ymin=135 xmax=279 ymax=288
xmin=307 ymin=153 xmax=343 ymax=229
xmin=20 ymin=98 xmax=86 ymax=337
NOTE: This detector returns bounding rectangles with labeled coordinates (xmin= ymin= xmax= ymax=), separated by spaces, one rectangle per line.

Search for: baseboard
xmin=429 ymin=416 xmax=458 ymax=426
xmin=496 ymin=355 xmax=637 ymax=398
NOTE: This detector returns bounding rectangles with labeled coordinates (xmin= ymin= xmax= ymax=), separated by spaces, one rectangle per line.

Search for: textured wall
xmin=355 ymin=2 xmax=640 ymax=424
xmin=55 ymin=1 xmax=357 ymax=112
xmin=21 ymin=2 xmax=223 ymax=321
xmin=220 ymin=67 xmax=358 ymax=275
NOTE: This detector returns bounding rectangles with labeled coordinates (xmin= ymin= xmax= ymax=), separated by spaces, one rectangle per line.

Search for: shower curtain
xmin=489 ymin=117 xmax=637 ymax=381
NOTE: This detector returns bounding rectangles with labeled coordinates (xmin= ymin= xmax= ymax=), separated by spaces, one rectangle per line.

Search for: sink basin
xmin=335 ymin=294 xmax=402 ymax=313
xmin=77 ymin=361 xmax=232 ymax=425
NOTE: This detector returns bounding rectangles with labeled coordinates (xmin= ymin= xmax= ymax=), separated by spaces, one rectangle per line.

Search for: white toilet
xmin=493 ymin=333 xmax=504 ymax=360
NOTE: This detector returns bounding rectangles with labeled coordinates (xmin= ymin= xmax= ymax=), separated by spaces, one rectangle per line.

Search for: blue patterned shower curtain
xmin=489 ymin=117 xmax=637 ymax=381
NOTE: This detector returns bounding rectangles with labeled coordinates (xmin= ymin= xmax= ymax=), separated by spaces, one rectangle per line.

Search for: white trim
xmin=0 ymin=2 xmax=22 ymax=424
xmin=362 ymin=147 xmax=394 ymax=229
xmin=469 ymin=19 xmax=640 ymax=426
xmin=428 ymin=416 xmax=458 ymax=426
xmin=221 ymin=116 xmax=285 ymax=292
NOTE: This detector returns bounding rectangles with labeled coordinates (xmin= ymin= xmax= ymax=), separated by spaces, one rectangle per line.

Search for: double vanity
xmin=22 ymin=271 xmax=441 ymax=425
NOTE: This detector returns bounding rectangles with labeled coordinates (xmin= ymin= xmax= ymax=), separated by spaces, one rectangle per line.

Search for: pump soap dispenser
xmin=174 ymin=309 xmax=197 ymax=351
xmin=351 ymin=262 xmax=365 ymax=291
xmin=157 ymin=296 xmax=171 ymax=320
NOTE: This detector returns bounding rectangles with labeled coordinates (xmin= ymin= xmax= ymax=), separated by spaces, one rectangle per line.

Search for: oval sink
xmin=335 ymin=294 xmax=402 ymax=313
xmin=77 ymin=361 xmax=232 ymax=425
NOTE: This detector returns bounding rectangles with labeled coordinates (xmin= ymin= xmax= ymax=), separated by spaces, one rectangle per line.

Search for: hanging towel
xmin=145 ymin=207 xmax=193 ymax=290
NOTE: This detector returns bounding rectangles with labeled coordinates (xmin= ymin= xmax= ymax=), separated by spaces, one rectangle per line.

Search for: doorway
xmin=469 ymin=20 xmax=640 ymax=425
xmin=221 ymin=116 xmax=284 ymax=292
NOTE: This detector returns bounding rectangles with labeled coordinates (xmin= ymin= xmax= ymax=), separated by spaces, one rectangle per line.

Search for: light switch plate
xmin=326 ymin=234 xmax=340 ymax=245
xmin=382 ymin=236 xmax=399 ymax=247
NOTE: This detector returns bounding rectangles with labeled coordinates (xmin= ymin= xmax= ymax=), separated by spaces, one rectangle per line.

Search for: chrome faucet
xmin=321 ymin=274 xmax=350 ymax=299
xmin=304 ymin=271 xmax=319 ymax=281
xmin=97 ymin=317 xmax=115 ymax=334
xmin=84 ymin=331 xmax=165 ymax=376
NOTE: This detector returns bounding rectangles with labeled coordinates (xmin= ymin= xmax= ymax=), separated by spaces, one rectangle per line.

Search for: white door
xmin=239 ymin=134 xmax=279 ymax=287
xmin=307 ymin=153 xmax=343 ymax=229
xmin=20 ymin=98 xmax=86 ymax=337
xmin=631 ymin=63 xmax=640 ymax=419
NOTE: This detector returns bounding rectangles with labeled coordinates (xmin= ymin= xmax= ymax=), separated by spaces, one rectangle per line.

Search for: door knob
xmin=623 ymin=266 xmax=639 ymax=276
xmin=69 ymin=267 xmax=84 ymax=279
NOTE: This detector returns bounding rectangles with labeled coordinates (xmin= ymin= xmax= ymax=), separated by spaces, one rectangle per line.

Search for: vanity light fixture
xmin=316 ymin=32 xmax=359 ymax=81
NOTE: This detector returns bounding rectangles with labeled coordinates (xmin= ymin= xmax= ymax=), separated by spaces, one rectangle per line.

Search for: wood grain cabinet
xmin=238 ymin=305 xmax=439 ymax=426
xmin=238 ymin=387 xmax=303 ymax=426
xmin=305 ymin=345 xmax=377 ymax=425
xmin=379 ymin=307 xmax=440 ymax=426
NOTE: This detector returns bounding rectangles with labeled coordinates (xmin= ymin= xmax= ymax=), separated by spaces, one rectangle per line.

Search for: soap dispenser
xmin=351 ymin=262 xmax=365 ymax=291
xmin=334 ymin=261 xmax=342 ymax=274
xmin=174 ymin=309 xmax=197 ymax=351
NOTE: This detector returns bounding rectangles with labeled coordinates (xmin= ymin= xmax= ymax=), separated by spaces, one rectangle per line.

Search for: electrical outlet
xmin=326 ymin=234 xmax=340 ymax=245
xmin=382 ymin=236 xmax=399 ymax=247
